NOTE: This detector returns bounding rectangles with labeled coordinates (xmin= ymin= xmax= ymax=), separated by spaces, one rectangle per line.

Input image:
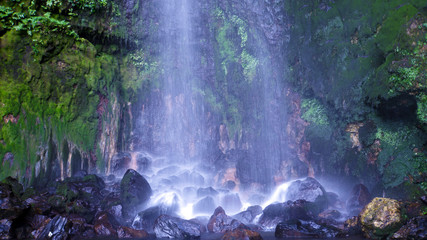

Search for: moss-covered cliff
xmin=0 ymin=0 xmax=152 ymax=186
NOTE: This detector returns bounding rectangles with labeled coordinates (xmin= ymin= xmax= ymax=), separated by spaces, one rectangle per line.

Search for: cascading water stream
xmin=132 ymin=0 xmax=300 ymax=222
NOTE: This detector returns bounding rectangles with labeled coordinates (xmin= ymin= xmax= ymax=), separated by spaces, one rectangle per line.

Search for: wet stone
xmin=120 ymin=169 xmax=152 ymax=219
xmin=207 ymin=207 xmax=247 ymax=233
xmin=391 ymin=215 xmax=426 ymax=240
xmin=193 ymin=196 xmax=216 ymax=215
xmin=286 ymin=177 xmax=327 ymax=204
xmin=154 ymin=215 xmax=201 ymax=239
xmin=275 ymin=219 xmax=340 ymax=238
xmin=93 ymin=211 xmax=119 ymax=237
xmin=36 ymin=215 xmax=70 ymax=240
xmin=360 ymin=197 xmax=405 ymax=239
xmin=221 ymin=229 xmax=263 ymax=240
xmin=233 ymin=205 xmax=262 ymax=224
xmin=117 ymin=226 xmax=149 ymax=238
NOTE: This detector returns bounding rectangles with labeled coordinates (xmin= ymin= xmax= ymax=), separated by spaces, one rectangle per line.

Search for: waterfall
xmin=158 ymin=0 xmax=204 ymax=162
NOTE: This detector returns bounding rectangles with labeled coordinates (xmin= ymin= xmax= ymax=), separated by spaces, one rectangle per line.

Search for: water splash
xmin=261 ymin=179 xmax=302 ymax=208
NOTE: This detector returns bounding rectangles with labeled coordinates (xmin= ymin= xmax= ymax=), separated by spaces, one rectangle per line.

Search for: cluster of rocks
xmin=1 ymin=172 xmax=425 ymax=239
xmin=0 ymin=170 xmax=151 ymax=239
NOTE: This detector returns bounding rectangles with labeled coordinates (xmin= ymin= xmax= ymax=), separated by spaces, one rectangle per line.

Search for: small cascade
xmin=261 ymin=179 xmax=300 ymax=208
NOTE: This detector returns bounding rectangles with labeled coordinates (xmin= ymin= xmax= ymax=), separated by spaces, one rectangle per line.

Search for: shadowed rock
xmin=346 ymin=184 xmax=371 ymax=217
xmin=120 ymin=169 xmax=152 ymax=219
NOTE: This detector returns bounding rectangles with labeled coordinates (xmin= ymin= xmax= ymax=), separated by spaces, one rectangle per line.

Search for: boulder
xmin=221 ymin=193 xmax=243 ymax=214
xmin=117 ymin=226 xmax=149 ymax=238
xmin=197 ymin=187 xmax=219 ymax=198
xmin=120 ymin=169 xmax=152 ymax=219
xmin=258 ymin=200 xmax=313 ymax=229
xmin=29 ymin=215 xmax=51 ymax=239
xmin=93 ymin=211 xmax=120 ymax=237
xmin=36 ymin=215 xmax=70 ymax=240
xmin=275 ymin=219 xmax=341 ymax=238
xmin=286 ymin=178 xmax=327 ymax=212
xmin=391 ymin=216 xmax=426 ymax=239
xmin=346 ymin=184 xmax=371 ymax=216
xmin=0 ymin=182 xmax=29 ymax=220
xmin=360 ymin=197 xmax=406 ymax=239
xmin=1 ymin=177 xmax=23 ymax=198
xmin=67 ymin=215 xmax=87 ymax=237
xmin=132 ymin=206 xmax=175 ymax=232
xmin=25 ymin=195 xmax=52 ymax=216
xmin=193 ymin=196 xmax=216 ymax=215
xmin=207 ymin=207 xmax=246 ymax=233
xmin=153 ymin=215 xmax=201 ymax=238
xmin=221 ymin=229 xmax=263 ymax=240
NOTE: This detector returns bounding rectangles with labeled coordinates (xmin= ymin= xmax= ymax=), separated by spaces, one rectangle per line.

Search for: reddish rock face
xmin=117 ymin=226 xmax=149 ymax=238
xmin=221 ymin=228 xmax=263 ymax=240
xmin=94 ymin=212 xmax=118 ymax=237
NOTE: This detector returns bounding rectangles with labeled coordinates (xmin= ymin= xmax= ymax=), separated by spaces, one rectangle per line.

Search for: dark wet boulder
xmin=132 ymin=206 xmax=175 ymax=232
xmin=275 ymin=220 xmax=319 ymax=238
xmin=360 ymin=197 xmax=406 ymax=239
xmin=275 ymin=219 xmax=341 ymax=238
xmin=346 ymin=184 xmax=371 ymax=216
xmin=391 ymin=215 xmax=426 ymax=239
xmin=111 ymin=152 xmax=132 ymax=175
xmin=65 ymin=199 xmax=97 ymax=223
xmin=94 ymin=211 xmax=120 ymax=237
xmin=153 ymin=215 xmax=202 ymax=239
xmin=0 ymin=181 xmax=29 ymax=220
xmin=286 ymin=177 xmax=328 ymax=212
xmin=1 ymin=177 xmax=23 ymax=198
xmin=258 ymin=200 xmax=313 ymax=229
xmin=207 ymin=207 xmax=247 ymax=233
xmin=221 ymin=228 xmax=263 ymax=240
xmin=197 ymin=187 xmax=219 ymax=198
xmin=120 ymin=169 xmax=152 ymax=219
xmin=117 ymin=226 xmax=149 ymax=238
xmin=47 ymin=195 xmax=67 ymax=214
xmin=56 ymin=174 xmax=105 ymax=204
xmin=50 ymin=175 xmax=105 ymax=222
xmin=193 ymin=196 xmax=216 ymax=215
xmin=67 ymin=214 xmax=88 ymax=237
xmin=36 ymin=215 xmax=71 ymax=240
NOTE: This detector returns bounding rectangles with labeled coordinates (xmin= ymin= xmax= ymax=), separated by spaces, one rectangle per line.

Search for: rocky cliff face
xmin=0 ymin=0 xmax=426 ymax=198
